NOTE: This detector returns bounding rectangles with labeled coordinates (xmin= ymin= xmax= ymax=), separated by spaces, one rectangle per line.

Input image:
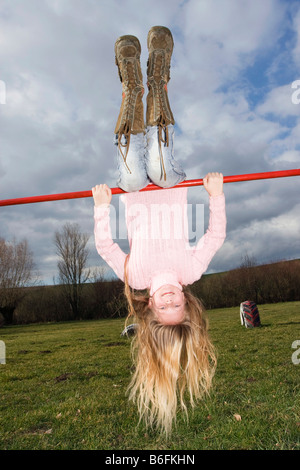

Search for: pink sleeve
xmin=94 ymin=204 xmax=127 ymax=282
xmin=191 ymin=194 xmax=226 ymax=279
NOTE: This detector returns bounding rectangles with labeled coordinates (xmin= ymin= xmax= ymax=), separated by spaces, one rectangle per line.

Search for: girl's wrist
xmin=94 ymin=202 xmax=110 ymax=208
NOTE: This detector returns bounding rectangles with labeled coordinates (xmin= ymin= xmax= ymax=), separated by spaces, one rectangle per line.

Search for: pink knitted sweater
xmin=94 ymin=188 xmax=226 ymax=295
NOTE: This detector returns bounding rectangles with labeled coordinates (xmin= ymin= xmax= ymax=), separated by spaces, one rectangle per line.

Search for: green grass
xmin=0 ymin=302 xmax=299 ymax=450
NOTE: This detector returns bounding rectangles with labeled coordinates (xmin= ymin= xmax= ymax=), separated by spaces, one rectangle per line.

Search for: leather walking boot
xmin=114 ymin=35 xmax=145 ymax=172
xmin=146 ymin=26 xmax=175 ymax=180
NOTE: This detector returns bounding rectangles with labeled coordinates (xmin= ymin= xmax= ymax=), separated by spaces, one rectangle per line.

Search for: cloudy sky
xmin=1 ymin=0 xmax=300 ymax=285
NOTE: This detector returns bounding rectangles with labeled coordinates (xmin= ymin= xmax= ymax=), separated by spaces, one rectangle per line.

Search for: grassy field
xmin=0 ymin=302 xmax=299 ymax=451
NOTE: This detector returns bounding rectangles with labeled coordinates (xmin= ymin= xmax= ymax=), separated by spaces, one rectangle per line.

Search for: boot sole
xmin=114 ymin=35 xmax=141 ymax=58
xmin=147 ymin=26 xmax=174 ymax=52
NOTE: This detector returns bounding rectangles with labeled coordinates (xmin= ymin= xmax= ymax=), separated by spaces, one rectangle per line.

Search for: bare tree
xmin=0 ymin=237 xmax=35 ymax=325
xmin=54 ymin=223 xmax=90 ymax=319
xmin=238 ymin=252 xmax=264 ymax=304
xmin=240 ymin=252 xmax=257 ymax=269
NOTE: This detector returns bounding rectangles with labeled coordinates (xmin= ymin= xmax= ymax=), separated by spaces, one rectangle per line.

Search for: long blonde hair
xmin=124 ymin=255 xmax=217 ymax=435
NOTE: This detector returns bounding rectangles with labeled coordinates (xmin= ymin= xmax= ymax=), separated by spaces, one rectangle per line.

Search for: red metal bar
xmin=0 ymin=169 xmax=299 ymax=207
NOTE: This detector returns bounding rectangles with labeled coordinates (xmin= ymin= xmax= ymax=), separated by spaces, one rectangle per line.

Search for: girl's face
xmin=149 ymin=285 xmax=186 ymax=325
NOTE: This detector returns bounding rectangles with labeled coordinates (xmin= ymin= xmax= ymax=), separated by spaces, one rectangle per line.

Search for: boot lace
xmin=117 ymin=58 xmax=144 ymax=174
xmin=149 ymin=49 xmax=172 ymax=181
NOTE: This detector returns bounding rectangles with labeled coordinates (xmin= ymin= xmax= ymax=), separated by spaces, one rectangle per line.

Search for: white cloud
xmin=256 ymin=83 xmax=300 ymax=117
xmin=272 ymin=149 xmax=300 ymax=167
xmin=292 ymin=5 xmax=300 ymax=67
xmin=175 ymin=0 xmax=286 ymax=91
xmin=184 ymin=0 xmax=284 ymax=54
xmin=226 ymin=200 xmax=300 ymax=264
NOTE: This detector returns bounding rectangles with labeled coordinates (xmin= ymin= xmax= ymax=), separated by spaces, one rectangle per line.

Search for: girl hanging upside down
xmin=92 ymin=26 xmax=226 ymax=435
